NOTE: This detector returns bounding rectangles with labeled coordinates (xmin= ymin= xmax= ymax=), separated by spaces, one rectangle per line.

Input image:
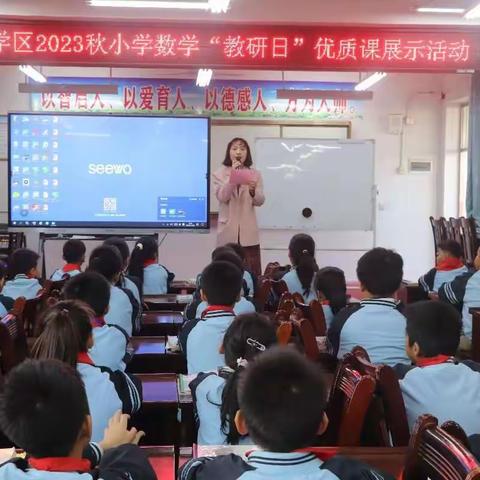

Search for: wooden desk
xmin=127 ymin=337 xmax=187 ymax=374
xmin=194 ymin=445 xmax=407 ymax=478
xmin=140 ymin=311 xmax=184 ymax=336
xmin=169 ymin=281 xmax=196 ymax=295
xmin=144 ymin=294 xmax=193 ymax=312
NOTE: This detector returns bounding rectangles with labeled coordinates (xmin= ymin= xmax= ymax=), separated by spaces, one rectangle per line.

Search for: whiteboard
xmin=255 ymin=138 xmax=375 ymax=231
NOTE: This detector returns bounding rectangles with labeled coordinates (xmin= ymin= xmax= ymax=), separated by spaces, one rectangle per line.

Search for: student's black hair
xmin=0 ymin=359 xmax=90 ymax=458
xmin=63 ymin=271 xmax=111 ymax=317
xmin=220 ymin=313 xmax=277 ymax=444
xmin=62 ymin=239 xmax=86 ymax=264
xmin=405 ymin=300 xmax=461 ymax=357
xmin=104 ymin=237 xmax=130 ymax=268
xmin=438 ymin=240 xmax=463 ymax=259
xmin=225 ymin=243 xmax=247 ymax=262
xmin=222 ymin=137 xmax=253 ymax=168
xmin=315 ymin=267 xmax=348 ymax=315
xmin=238 ymin=346 xmax=327 ymax=452
xmin=0 ymin=261 xmax=7 ymax=280
xmin=87 ymin=244 xmax=123 ymax=283
xmin=31 ymin=300 xmax=93 ymax=368
xmin=212 ymin=248 xmax=245 ymax=274
xmin=289 ymin=234 xmax=318 ymax=298
xmin=356 ymin=247 xmax=403 ymax=297
xmin=7 ymin=248 xmax=39 ymax=278
xmin=127 ymin=236 xmax=158 ymax=285
xmin=200 ymin=261 xmax=243 ymax=306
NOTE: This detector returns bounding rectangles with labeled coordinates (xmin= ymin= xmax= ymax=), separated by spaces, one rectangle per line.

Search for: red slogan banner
xmin=0 ymin=19 xmax=478 ymax=71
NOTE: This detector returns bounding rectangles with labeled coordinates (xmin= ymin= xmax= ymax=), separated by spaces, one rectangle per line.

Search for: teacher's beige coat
xmin=213 ymin=165 xmax=265 ymax=247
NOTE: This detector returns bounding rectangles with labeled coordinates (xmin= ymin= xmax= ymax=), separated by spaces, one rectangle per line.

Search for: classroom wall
xmin=0 ymin=66 xmax=467 ymax=281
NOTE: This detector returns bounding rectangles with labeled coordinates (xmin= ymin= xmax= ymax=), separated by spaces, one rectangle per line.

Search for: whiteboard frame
xmin=254 ymin=137 xmax=377 ymax=235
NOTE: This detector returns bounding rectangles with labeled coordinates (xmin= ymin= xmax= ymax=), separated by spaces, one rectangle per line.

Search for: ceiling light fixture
xmin=416 ymin=7 xmax=465 ymax=13
xmin=18 ymin=65 xmax=47 ymax=83
xmin=196 ymin=69 xmax=213 ymax=87
xmin=90 ymin=0 xmax=230 ymax=13
xmin=465 ymin=3 xmax=480 ymax=18
xmin=354 ymin=72 xmax=387 ymax=91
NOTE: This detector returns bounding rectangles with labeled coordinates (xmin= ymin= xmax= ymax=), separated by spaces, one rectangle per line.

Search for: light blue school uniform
xmin=105 ymin=285 xmax=133 ymax=336
xmin=143 ymin=264 xmax=169 ymax=295
xmin=191 ymin=372 xmax=253 ymax=445
xmin=401 ymin=361 xmax=480 ymax=435
xmin=180 ymin=309 xmax=236 ymax=374
xmin=50 ymin=267 xmax=81 ymax=281
xmin=282 ymin=269 xmax=317 ymax=303
xmin=323 ymin=304 xmax=334 ymax=330
xmin=419 ymin=266 xmax=469 ymax=293
xmin=243 ymin=271 xmax=254 ymax=297
xmin=328 ymin=298 xmax=410 ymax=367
xmin=122 ymin=276 xmax=141 ymax=305
xmin=2 ymin=274 xmax=42 ymax=300
xmin=195 ymin=297 xmax=255 ymax=318
xmin=89 ymin=324 xmax=128 ymax=371
xmin=0 ymin=303 xmax=7 ymax=318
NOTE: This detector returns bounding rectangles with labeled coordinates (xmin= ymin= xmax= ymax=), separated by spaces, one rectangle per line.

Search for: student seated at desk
xmin=186 ymin=247 xmax=256 ymax=321
xmin=50 ymin=239 xmax=86 ymax=281
xmin=225 ymin=242 xmax=257 ymax=297
xmin=32 ymin=301 xmax=142 ymax=443
xmin=438 ymin=246 xmax=480 ymax=343
xmin=104 ymin=237 xmax=141 ymax=305
xmin=419 ymin=240 xmax=469 ymax=294
xmin=191 ymin=313 xmax=277 ymax=445
xmin=315 ymin=267 xmax=348 ymax=330
xmin=63 ymin=272 xmax=129 ymax=371
xmin=180 ymin=261 xmax=243 ymax=374
xmin=0 ymin=359 xmax=155 ymax=480
xmin=2 ymin=248 xmax=42 ymax=300
xmin=328 ymin=248 xmax=410 ymax=367
xmin=398 ymin=301 xmax=480 ymax=435
xmin=128 ymin=236 xmax=174 ymax=295
xmin=88 ymin=245 xmax=139 ymax=336
xmin=282 ymin=234 xmax=319 ymax=304
xmin=180 ymin=347 xmax=394 ymax=480
xmin=0 ymin=261 xmax=14 ymax=317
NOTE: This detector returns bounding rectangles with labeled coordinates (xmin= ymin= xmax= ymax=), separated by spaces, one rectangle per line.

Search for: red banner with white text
xmin=0 ymin=19 xmax=478 ymax=71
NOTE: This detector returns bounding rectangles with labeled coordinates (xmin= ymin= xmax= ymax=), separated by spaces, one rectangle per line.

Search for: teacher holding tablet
xmin=213 ymin=137 xmax=265 ymax=275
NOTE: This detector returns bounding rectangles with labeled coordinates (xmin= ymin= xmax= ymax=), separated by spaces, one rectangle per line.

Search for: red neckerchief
xmin=436 ymin=258 xmax=464 ymax=271
xmin=201 ymin=305 xmax=235 ymax=318
xmin=77 ymin=352 xmax=94 ymax=366
xmin=320 ymin=300 xmax=330 ymax=306
xmin=29 ymin=457 xmax=91 ymax=472
xmin=416 ymin=355 xmax=452 ymax=368
xmin=143 ymin=259 xmax=157 ymax=267
xmin=63 ymin=263 xmax=82 ymax=273
xmin=91 ymin=316 xmax=106 ymax=328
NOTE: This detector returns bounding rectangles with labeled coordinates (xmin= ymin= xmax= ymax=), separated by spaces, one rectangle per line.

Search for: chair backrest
xmin=278 ymin=292 xmax=295 ymax=314
xmin=276 ymin=321 xmax=293 ymax=345
xmin=0 ymin=304 xmax=28 ymax=374
xmin=460 ymin=217 xmax=478 ymax=267
xmin=430 ymin=217 xmax=447 ymax=258
xmin=449 ymin=217 xmax=464 ymax=247
xmin=292 ymin=296 xmax=327 ymax=336
xmin=23 ymin=291 xmax=51 ymax=337
xmin=404 ymin=414 xmax=480 ymax=480
xmin=255 ymin=278 xmax=272 ymax=313
xmin=324 ymin=360 xmax=376 ymax=446
xmin=344 ymin=346 xmax=410 ymax=447
xmin=271 ymin=279 xmax=289 ymax=297
xmin=292 ymin=318 xmax=320 ymax=361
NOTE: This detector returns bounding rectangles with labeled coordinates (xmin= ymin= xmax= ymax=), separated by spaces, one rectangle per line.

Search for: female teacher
xmin=213 ymin=137 xmax=265 ymax=276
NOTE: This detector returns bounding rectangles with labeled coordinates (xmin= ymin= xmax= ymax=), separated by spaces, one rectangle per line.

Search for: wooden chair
xmin=404 ymin=414 xmax=480 ymax=480
xmin=441 ymin=421 xmax=471 ymax=451
xmin=292 ymin=318 xmax=320 ymax=361
xmin=271 ymin=279 xmax=288 ymax=297
xmin=254 ymin=278 xmax=272 ymax=313
xmin=430 ymin=216 xmax=447 ymax=258
xmin=323 ymin=360 xmax=376 ymax=446
xmin=450 ymin=217 xmax=465 ymax=248
xmin=276 ymin=321 xmax=293 ymax=345
xmin=343 ymin=346 xmax=410 ymax=447
xmin=0 ymin=298 xmax=27 ymax=374
xmin=278 ymin=292 xmax=295 ymax=314
xmin=23 ymin=290 xmax=52 ymax=337
xmin=292 ymin=297 xmax=327 ymax=336
xmin=460 ymin=217 xmax=478 ymax=267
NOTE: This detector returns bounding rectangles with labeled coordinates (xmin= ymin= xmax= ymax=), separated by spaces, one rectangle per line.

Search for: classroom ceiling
xmin=0 ymin=0 xmax=479 ymax=25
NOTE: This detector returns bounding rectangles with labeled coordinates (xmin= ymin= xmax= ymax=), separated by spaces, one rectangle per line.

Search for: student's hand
xmin=232 ymin=159 xmax=243 ymax=170
xmin=99 ymin=411 xmax=145 ymax=450
xmin=248 ymin=181 xmax=256 ymax=196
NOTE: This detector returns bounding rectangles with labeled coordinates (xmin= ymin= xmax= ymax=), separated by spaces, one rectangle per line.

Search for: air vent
xmin=409 ymin=160 xmax=432 ymax=173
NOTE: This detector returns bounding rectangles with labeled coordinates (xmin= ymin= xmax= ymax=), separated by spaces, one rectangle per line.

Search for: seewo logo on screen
xmin=88 ymin=164 xmax=133 ymax=175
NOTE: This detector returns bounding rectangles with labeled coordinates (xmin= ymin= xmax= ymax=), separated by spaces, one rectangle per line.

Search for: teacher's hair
xmin=223 ymin=138 xmax=253 ymax=168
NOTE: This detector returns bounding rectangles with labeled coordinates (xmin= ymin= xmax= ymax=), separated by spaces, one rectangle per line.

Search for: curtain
xmin=467 ymin=71 xmax=480 ymax=227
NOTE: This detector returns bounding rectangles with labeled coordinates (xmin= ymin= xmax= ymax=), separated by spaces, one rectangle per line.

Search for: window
xmin=459 ymin=104 xmax=469 ymax=217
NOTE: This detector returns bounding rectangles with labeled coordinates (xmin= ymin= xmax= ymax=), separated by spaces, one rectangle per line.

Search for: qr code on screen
xmin=103 ymin=197 xmax=117 ymax=212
